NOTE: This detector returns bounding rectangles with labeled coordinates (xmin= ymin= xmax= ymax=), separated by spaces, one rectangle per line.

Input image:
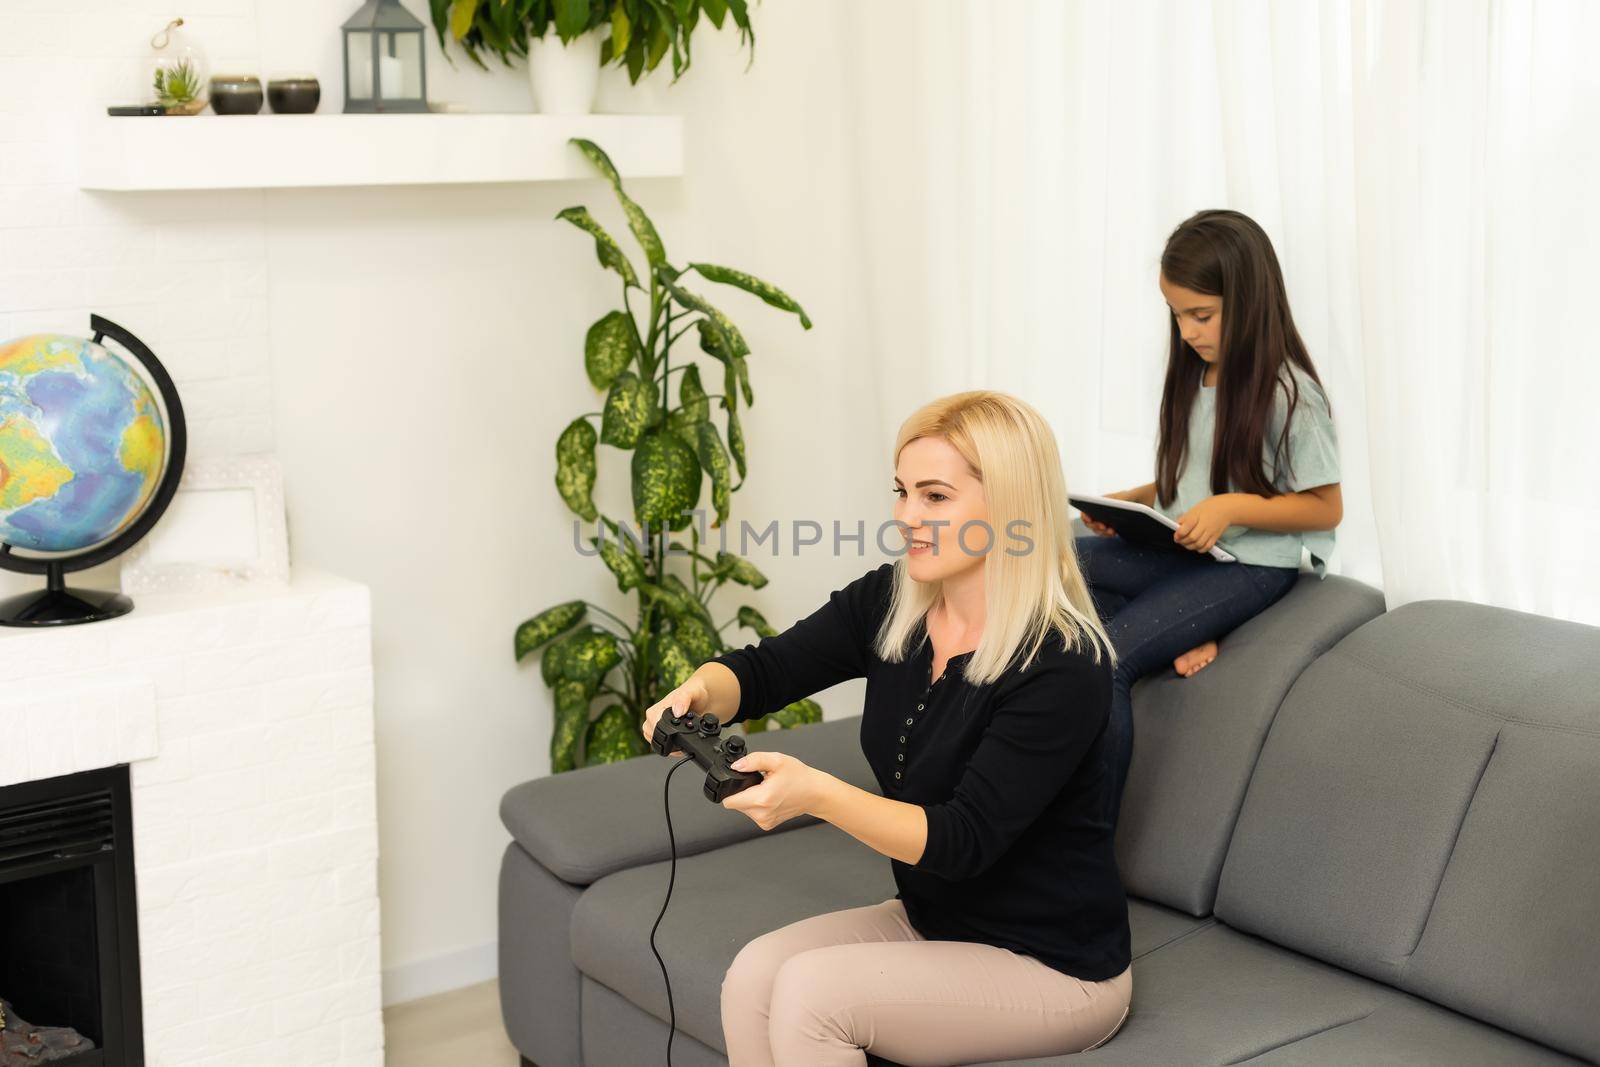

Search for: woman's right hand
xmin=641 ymin=675 xmax=713 ymax=756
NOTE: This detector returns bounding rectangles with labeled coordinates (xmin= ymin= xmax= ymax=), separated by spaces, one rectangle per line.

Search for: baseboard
xmin=381 ymin=938 xmax=499 ymax=1007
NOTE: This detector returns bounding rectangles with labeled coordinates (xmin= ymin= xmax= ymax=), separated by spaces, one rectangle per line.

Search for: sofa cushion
xmin=1216 ymin=600 xmax=1600 ymax=1062
xmin=570 ymin=817 xmax=1213 ymax=1057
xmin=572 ymin=821 xmax=896 ymax=1052
xmin=965 ymin=923 xmax=1582 ymax=1067
xmin=578 ymin=912 xmax=1582 ymax=1067
xmin=1402 ymin=723 xmax=1600 ymax=1063
xmin=1114 ymin=574 xmax=1384 ymax=916
xmin=1231 ymin=990 xmax=1586 ymax=1066
xmin=499 ymin=712 xmax=876 ymax=885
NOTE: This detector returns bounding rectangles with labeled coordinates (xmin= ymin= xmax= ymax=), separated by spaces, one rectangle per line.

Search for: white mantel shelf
xmin=76 ymin=112 xmax=683 ymax=192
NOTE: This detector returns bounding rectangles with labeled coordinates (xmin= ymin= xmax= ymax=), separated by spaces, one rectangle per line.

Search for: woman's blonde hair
xmin=873 ymin=391 xmax=1114 ymax=686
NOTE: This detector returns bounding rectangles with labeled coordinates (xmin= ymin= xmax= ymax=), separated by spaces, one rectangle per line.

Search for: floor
xmin=382 ymin=978 xmax=524 ymax=1066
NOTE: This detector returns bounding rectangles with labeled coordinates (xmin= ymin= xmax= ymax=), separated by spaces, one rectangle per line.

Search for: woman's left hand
xmin=721 ymin=751 xmax=826 ymax=831
xmin=1174 ymin=494 xmax=1237 ymax=553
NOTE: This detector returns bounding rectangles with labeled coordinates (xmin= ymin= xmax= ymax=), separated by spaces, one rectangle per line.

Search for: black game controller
xmin=651 ymin=709 xmax=764 ymax=802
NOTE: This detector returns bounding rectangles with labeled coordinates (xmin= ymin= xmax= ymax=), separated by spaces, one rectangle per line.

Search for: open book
xmin=1069 ymin=493 xmax=1238 ymax=563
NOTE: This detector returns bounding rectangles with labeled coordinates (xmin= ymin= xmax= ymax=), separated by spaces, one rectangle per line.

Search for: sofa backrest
xmin=1214 ymin=600 xmax=1600 ymax=1063
xmin=1113 ymin=574 xmax=1384 ymax=916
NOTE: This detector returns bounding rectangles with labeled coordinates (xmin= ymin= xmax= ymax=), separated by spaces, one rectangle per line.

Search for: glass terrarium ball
xmin=147 ymin=18 xmax=210 ymax=115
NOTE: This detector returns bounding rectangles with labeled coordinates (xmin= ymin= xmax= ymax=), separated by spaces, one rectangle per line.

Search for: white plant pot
xmin=527 ymin=31 xmax=602 ymax=115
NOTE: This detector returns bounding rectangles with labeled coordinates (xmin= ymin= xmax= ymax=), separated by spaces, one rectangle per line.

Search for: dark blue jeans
xmin=1075 ymin=535 xmax=1299 ymax=827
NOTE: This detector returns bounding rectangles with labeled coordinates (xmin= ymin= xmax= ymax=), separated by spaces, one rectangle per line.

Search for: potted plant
xmin=153 ymin=59 xmax=207 ymax=114
xmin=516 ymin=138 xmax=814 ymax=772
xmin=429 ymin=0 xmax=755 ymax=114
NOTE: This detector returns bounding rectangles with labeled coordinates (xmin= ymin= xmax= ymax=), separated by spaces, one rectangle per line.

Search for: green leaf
xmin=726 ymin=402 xmax=747 ymax=479
xmin=585 ymin=311 xmax=640 ymax=389
xmin=450 ymin=0 xmax=480 ymax=39
xmin=654 ymin=633 xmax=696 ymax=688
xmin=599 ymin=371 xmax=659 ymax=448
xmin=570 ymin=138 xmax=667 ymax=268
xmin=544 ymin=625 xmax=623 ymax=689
xmin=715 ymin=551 xmax=767 ymax=588
xmin=670 ymin=613 xmax=721 ymax=664
xmin=554 ymin=0 xmax=590 ymax=40
xmin=688 ymin=263 xmax=812 ymax=328
xmin=695 ymin=421 xmax=730 ymax=527
xmin=555 ymin=418 xmax=599 ymax=520
xmin=714 ymin=344 xmax=752 ymax=412
xmin=632 ymin=430 xmax=702 ymax=531
xmin=666 ymin=407 xmax=701 ymax=450
xmin=625 ymin=30 xmax=646 ymax=81
xmin=678 ymin=364 xmax=709 ymax=422
xmin=550 ymin=679 xmax=590 ymax=773
xmin=430 ymin=0 xmax=453 ymax=50
xmin=556 ymin=206 xmax=641 ymax=289
xmin=736 ymin=604 xmax=776 ymax=638
xmin=585 ymin=703 xmax=648 ymax=764
xmin=770 ymin=697 xmax=822 ymax=729
xmin=515 ymin=600 xmax=587 ymax=661
xmin=702 ymin=0 xmax=727 ymax=26
xmin=639 ymin=579 xmax=696 ymax=621
xmin=645 ymin=16 xmax=671 ymax=70
xmin=594 ymin=535 xmax=647 ymax=592
xmin=610 ymin=0 xmax=631 ymax=55
xmin=661 ymin=572 xmax=717 ymax=629
xmin=664 ymin=274 xmax=749 ymax=363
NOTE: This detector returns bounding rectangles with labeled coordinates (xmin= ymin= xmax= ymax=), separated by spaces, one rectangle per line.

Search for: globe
xmin=0 ymin=333 xmax=168 ymax=554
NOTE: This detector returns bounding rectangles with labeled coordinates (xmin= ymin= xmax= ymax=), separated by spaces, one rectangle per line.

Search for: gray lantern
xmin=342 ymin=0 xmax=428 ymax=113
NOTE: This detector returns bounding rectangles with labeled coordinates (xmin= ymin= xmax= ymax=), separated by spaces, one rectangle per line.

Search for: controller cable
xmin=653 ymin=752 xmax=694 ymax=1067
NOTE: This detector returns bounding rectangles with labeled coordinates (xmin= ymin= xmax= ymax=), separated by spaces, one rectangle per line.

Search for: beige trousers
xmin=719 ymin=897 xmax=1132 ymax=1067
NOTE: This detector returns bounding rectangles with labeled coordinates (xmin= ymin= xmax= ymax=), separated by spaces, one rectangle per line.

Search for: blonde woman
xmin=642 ymin=391 xmax=1133 ymax=1066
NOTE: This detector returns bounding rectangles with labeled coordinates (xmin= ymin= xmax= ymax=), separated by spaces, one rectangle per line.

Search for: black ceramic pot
xmin=267 ymin=78 xmax=321 ymax=115
xmin=210 ymin=76 xmax=263 ymax=115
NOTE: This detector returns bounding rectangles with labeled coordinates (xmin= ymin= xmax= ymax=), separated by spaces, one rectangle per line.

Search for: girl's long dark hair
xmin=1155 ymin=209 xmax=1327 ymax=508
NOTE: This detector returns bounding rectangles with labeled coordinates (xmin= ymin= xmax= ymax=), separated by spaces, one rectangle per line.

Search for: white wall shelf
xmin=76 ymin=113 xmax=683 ymax=192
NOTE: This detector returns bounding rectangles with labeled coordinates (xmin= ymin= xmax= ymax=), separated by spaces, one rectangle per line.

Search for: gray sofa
xmin=497 ymin=571 xmax=1600 ymax=1066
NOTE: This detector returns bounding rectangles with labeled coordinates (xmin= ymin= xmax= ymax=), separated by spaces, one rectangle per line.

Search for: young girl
xmin=1077 ymin=208 xmax=1342 ymax=825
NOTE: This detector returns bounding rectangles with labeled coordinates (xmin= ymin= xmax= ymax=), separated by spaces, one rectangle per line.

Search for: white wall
xmin=3 ymin=0 xmax=897 ymax=1006
xmin=265 ymin=6 xmax=896 ymax=1002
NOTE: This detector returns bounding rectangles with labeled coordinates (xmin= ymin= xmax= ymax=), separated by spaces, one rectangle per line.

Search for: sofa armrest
xmin=500 ymin=713 xmax=876 ymax=886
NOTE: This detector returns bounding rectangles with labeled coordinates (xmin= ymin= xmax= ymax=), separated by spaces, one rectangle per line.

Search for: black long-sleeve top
xmin=708 ymin=561 xmax=1132 ymax=982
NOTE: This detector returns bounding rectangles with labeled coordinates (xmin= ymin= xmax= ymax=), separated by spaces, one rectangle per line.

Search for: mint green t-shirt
xmin=1154 ymin=368 xmax=1341 ymax=577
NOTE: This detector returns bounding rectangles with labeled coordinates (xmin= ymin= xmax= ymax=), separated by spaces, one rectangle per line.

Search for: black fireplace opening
xmin=0 ymin=763 xmax=144 ymax=1066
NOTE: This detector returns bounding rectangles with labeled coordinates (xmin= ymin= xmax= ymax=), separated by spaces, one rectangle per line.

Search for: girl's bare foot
xmin=1174 ymin=641 xmax=1218 ymax=677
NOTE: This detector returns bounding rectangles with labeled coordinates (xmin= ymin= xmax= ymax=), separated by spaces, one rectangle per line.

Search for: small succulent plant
xmin=153 ymin=59 xmax=203 ymax=109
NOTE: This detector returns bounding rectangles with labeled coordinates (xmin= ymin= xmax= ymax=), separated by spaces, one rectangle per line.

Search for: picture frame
xmin=119 ymin=452 xmax=291 ymax=595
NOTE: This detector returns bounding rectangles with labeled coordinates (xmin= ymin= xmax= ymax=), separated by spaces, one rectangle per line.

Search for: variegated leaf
xmin=585 ymin=310 xmax=640 ymax=390
xmin=556 ymin=206 xmax=640 ymax=289
xmin=600 ymin=371 xmax=659 ymax=448
xmin=555 ymin=418 xmax=599 ymax=520
xmin=715 ymin=551 xmax=768 ymax=588
xmin=688 ymin=263 xmax=811 ymax=328
xmin=631 ymin=430 xmax=701 ymax=532
xmin=585 ymin=703 xmax=648 ymax=764
xmin=695 ymin=421 xmax=730 ymax=527
xmin=514 ymin=600 xmax=586 ymax=661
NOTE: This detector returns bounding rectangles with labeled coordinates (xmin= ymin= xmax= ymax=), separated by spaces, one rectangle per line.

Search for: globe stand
xmin=0 ymin=558 xmax=133 ymax=627
xmin=0 ymin=315 xmax=186 ymax=628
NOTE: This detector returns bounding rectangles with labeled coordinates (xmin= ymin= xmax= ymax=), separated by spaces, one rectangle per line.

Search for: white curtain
xmin=843 ymin=0 xmax=1600 ymax=623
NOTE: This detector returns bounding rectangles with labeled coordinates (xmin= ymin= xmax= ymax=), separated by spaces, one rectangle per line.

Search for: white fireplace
xmin=0 ymin=569 xmax=384 ymax=1066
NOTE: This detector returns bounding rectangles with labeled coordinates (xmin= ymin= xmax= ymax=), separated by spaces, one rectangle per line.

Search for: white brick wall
xmin=0 ymin=570 xmax=383 ymax=1067
xmin=0 ymin=1 xmax=274 ymax=458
